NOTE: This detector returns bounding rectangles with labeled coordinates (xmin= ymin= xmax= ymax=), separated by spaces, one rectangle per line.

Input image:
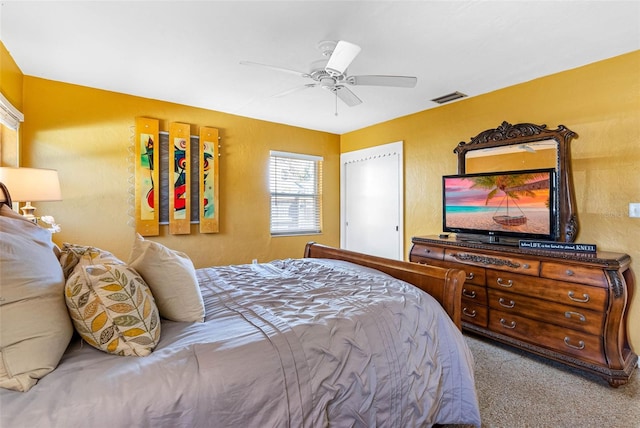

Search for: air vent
xmin=431 ymin=91 xmax=467 ymax=104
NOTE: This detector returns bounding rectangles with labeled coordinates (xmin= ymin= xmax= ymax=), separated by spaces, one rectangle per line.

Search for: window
xmin=269 ymin=151 xmax=322 ymax=236
xmin=0 ymin=92 xmax=24 ymax=131
xmin=0 ymin=93 xmax=22 ymax=182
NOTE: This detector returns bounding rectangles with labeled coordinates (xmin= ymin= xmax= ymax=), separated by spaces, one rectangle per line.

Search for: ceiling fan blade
xmin=346 ymin=75 xmax=417 ymax=88
xmin=272 ymin=83 xmax=317 ymax=98
xmin=240 ymin=61 xmax=309 ymax=78
xmin=334 ymin=85 xmax=362 ymax=107
xmin=325 ymin=40 xmax=361 ymax=77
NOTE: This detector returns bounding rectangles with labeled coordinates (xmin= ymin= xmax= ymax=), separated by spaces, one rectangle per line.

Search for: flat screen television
xmin=442 ymin=167 xmax=557 ymax=244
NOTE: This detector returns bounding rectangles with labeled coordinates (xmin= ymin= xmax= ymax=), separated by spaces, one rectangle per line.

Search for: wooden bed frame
xmin=304 ymin=242 xmax=466 ymax=329
xmin=0 ymin=183 xmax=11 ymax=207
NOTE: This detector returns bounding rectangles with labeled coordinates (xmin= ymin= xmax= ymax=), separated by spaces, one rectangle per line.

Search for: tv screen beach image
xmin=444 ymin=170 xmax=552 ymax=235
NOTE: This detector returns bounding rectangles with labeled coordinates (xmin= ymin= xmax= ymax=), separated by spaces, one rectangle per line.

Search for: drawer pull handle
xmin=568 ymin=291 xmax=590 ymax=303
xmin=564 ymin=337 xmax=585 ymax=350
xmin=499 ymin=318 xmax=516 ymax=329
xmin=462 ymin=289 xmax=477 ymax=299
xmin=463 ymin=308 xmax=477 ymax=318
xmin=498 ymin=298 xmax=515 ymax=308
xmin=466 ymin=272 xmax=475 ymax=280
xmin=565 ymin=311 xmax=586 ymax=322
xmin=566 ymin=269 xmax=575 ymax=276
xmin=496 ymin=278 xmax=513 ymax=288
xmin=522 ymin=263 xmax=530 ymax=269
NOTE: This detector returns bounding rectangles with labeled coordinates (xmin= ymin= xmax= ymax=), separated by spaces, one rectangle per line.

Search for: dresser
xmin=409 ymin=235 xmax=637 ymax=386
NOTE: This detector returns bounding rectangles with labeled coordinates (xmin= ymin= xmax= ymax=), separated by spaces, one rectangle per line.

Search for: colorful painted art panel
xmin=199 ymin=127 xmax=219 ymax=233
xmin=135 ymin=117 xmax=159 ymax=236
xmin=169 ymin=122 xmax=191 ymax=234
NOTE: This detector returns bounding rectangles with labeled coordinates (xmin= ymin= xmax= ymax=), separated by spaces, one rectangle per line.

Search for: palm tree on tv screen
xmin=470 ymin=172 xmax=548 ymax=226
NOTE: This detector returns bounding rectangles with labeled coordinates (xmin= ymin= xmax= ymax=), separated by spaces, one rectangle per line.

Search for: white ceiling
xmin=1 ymin=1 xmax=638 ymax=134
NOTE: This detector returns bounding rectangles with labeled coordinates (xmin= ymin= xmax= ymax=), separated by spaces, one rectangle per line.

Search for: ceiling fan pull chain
xmin=335 ymin=91 xmax=338 ymax=116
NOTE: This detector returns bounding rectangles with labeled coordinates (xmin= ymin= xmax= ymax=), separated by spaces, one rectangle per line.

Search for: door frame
xmin=340 ymin=141 xmax=403 ymax=260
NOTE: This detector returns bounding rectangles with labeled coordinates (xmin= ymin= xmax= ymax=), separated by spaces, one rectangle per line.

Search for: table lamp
xmin=0 ymin=167 xmax=62 ymax=221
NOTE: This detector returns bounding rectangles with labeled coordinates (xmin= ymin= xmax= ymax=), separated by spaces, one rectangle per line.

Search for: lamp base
xmin=20 ymin=202 xmax=37 ymax=223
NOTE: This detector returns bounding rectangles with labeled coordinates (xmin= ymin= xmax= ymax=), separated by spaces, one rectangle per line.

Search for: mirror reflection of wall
xmin=466 ymin=140 xmax=557 ymax=173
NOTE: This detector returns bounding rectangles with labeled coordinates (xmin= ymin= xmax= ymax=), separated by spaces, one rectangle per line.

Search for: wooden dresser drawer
xmin=485 ymin=270 xmax=607 ymax=312
xmin=412 ymin=256 xmax=486 ymax=286
xmin=541 ymin=262 xmax=607 ymax=287
xmin=410 ymin=244 xmax=445 ymax=261
xmin=444 ymin=249 xmax=539 ymax=276
xmin=462 ymin=283 xmax=487 ymax=304
xmin=458 ymin=264 xmax=486 ymax=286
xmin=488 ymin=289 xmax=604 ymax=335
xmin=462 ymin=301 xmax=488 ymax=327
xmin=489 ymin=310 xmax=606 ymax=365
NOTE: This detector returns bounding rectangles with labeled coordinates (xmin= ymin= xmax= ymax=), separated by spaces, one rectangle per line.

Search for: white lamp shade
xmin=0 ymin=167 xmax=62 ymax=202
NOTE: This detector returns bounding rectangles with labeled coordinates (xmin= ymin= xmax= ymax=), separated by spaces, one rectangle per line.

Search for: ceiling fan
xmin=240 ymin=40 xmax=417 ymax=107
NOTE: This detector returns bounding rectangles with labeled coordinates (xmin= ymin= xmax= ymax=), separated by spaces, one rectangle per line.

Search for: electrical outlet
xmin=629 ymin=203 xmax=640 ymax=218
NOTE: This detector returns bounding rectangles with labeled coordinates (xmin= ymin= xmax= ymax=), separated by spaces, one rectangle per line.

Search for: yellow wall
xmin=0 ymin=41 xmax=23 ymax=167
xmin=21 ymin=77 xmax=341 ymax=267
xmin=342 ymin=50 xmax=640 ymax=350
xmin=0 ymin=41 xmax=23 ymax=111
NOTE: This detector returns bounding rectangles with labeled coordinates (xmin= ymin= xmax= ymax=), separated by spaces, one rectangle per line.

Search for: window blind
xmin=269 ymin=151 xmax=322 ymax=236
xmin=0 ymin=92 xmax=24 ymax=130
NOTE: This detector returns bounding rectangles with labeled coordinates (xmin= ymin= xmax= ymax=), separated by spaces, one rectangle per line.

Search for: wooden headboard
xmin=0 ymin=183 xmax=12 ymax=208
xmin=304 ymin=242 xmax=466 ymax=329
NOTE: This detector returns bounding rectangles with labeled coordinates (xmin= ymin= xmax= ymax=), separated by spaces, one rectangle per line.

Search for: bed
xmin=0 ymin=187 xmax=480 ymax=427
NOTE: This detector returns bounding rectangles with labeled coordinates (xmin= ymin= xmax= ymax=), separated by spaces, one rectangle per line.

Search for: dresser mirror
xmin=453 ymin=121 xmax=578 ymax=242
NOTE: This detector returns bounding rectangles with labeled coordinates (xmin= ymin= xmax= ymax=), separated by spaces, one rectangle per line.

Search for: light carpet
xmin=458 ymin=334 xmax=639 ymax=428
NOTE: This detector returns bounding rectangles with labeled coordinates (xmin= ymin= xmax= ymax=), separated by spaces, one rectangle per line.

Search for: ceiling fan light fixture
xmin=431 ymin=91 xmax=468 ymax=104
xmin=319 ymin=77 xmax=335 ymax=90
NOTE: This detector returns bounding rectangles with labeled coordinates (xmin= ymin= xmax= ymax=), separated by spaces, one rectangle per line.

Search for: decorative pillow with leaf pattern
xmin=59 ymin=242 xmax=124 ymax=279
xmin=65 ymin=263 xmax=161 ymax=356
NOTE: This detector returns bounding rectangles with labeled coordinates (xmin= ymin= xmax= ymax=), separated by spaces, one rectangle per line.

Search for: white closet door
xmin=341 ymin=142 xmax=403 ymax=260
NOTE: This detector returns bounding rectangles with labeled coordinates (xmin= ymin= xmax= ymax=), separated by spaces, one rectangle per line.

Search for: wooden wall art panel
xmin=135 ymin=117 xmax=159 ymax=236
xmin=169 ymin=122 xmax=191 ymax=235
xmin=199 ymin=127 xmax=219 ymax=233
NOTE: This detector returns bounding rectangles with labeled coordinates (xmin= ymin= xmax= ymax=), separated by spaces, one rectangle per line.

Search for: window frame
xmin=269 ymin=150 xmax=323 ymax=236
xmin=0 ymin=92 xmax=24 ymax=131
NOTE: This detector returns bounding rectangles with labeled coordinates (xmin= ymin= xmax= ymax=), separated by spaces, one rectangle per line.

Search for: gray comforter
xmin=1 ymin=258 xmax=480 ymax=427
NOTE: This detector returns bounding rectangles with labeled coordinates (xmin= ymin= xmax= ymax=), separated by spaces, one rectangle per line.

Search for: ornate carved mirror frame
xmin=454 ymin=121 xmax=578 ymax=242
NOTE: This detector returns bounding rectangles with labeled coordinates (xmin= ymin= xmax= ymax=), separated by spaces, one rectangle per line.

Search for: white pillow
xmin=128 ymin=234 xmax=205 ymax=323
xmin=0 ymin=206 xmax=74 ymax=392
